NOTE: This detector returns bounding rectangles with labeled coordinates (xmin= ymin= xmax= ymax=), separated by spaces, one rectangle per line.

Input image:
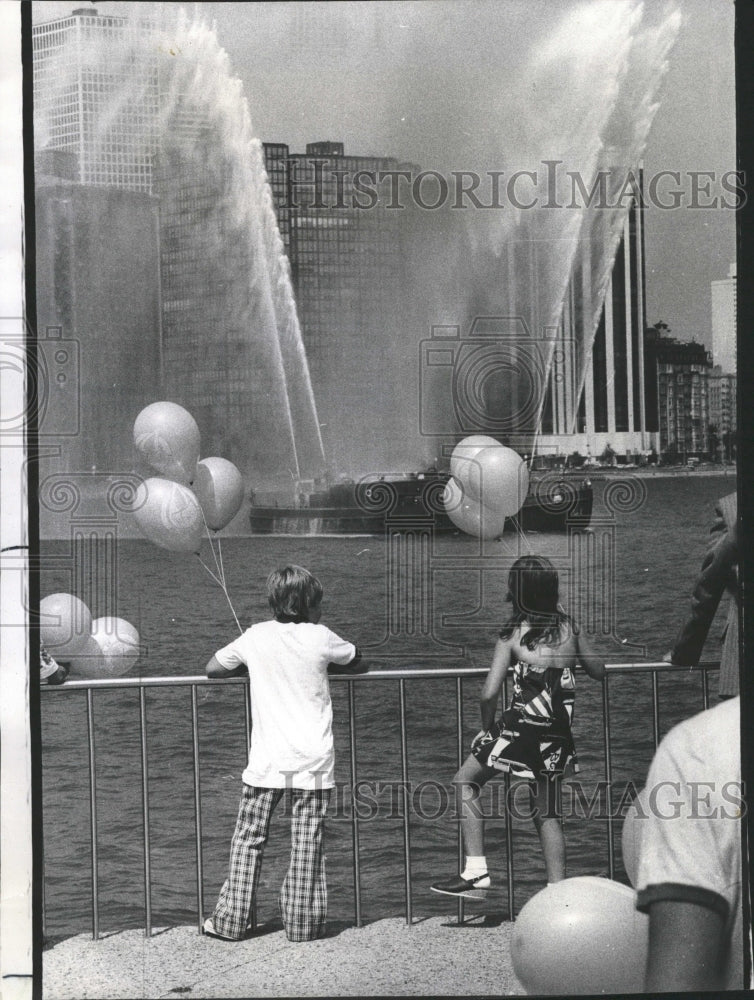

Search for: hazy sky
xmin=31 ymin=0 xmax=736 ymax=350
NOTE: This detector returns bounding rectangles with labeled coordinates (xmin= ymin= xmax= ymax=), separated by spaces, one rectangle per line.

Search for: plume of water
xmin=153 ymin=8 xmax=325 ymax=484
xmin=395 ymin=0 xmax=681 ymax=457
xmin=34 ymin=4 xmax=325 ymax=489
xmin=568 ymin=2 xmax=682 ymax=428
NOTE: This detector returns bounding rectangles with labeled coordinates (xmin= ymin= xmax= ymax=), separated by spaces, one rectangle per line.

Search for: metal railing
xmin=41 ymin=660 xmax=719 ymax=939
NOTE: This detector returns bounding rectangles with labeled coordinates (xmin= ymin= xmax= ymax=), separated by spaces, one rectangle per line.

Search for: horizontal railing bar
xmin=41 ymin=660 xmax=721 ymax=692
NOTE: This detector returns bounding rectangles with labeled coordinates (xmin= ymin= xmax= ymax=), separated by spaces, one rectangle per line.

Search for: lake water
xmin=39 ymin=474 xmax=735 ymax=937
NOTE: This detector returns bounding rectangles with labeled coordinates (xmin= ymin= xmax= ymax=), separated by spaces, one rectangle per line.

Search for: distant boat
xmin=249 ymin=471 xmax=593 ymax=536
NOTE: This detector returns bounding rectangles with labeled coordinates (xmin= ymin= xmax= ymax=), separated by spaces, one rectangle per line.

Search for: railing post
xmin=504 ymin=771 xmax=514 ymax=920
xmin=191 ymin=685 xmax=204 ymax=933
xmin=242 ymin=681 xmax=257 ymax=934
xmin=348 ymin=680 xmax=362 ymax=927
xmin=139 ymin=687 xmax=152 ymax=937
xmin=398 ymin=679 xmax=412 ymax=925
xmin=651 ymin=670 xmax=660 ymax=750
xmin=601 ymin=674 xmax=615 ymax=879
xmin=86 ymin=689 xmax=99 ymax=940
xmin=455 ymin=676 xmax=464 ymax=926
xmin=502 ymin=676 xmax=514 ymax=920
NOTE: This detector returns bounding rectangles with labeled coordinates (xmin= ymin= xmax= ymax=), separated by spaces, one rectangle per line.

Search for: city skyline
xmin=30 ymin=0 xmax=738 ymax=355
xmin=28 ymin=2 xmax=662 ymax=491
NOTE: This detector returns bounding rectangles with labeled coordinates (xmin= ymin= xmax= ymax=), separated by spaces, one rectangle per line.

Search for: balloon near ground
xmin=621 ymin=787 xmax=649 ymax=888
xmin=67 ymin=634 xmax=105 ymax=678
xmin=133 ymin=477 xmax=204 ymax=553
xmin=193 ymin=457 xmax=245 ymax=530
xmin=40 ymin=593 xmax=93 ymax=659
xmin=133 ymin=401 xmax=201 ymax=486
xmin=511 ymin=876 xmax=648 ymax=995
xmin=92 ymin=617 xmax=140 ymax=678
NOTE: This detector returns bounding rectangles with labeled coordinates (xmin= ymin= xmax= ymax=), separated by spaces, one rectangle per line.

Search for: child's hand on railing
xmin=470 ymin=729 xmax=488 ymax=753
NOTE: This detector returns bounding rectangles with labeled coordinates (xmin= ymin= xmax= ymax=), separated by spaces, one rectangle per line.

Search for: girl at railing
xmin=431 ymin=554 xmax=605 ymax=899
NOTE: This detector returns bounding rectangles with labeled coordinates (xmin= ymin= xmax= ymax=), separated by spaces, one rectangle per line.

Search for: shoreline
xmin=38 ymin=468 xmax=736 ymax=541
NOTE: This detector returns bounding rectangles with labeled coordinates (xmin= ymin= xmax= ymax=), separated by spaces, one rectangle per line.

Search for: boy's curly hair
xmin=267 ymin=565 xmax=323 ymax=622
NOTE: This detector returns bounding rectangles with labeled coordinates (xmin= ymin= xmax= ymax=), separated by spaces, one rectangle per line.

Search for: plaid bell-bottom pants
xmin=212 ymin=784 xmax=330 ymax=942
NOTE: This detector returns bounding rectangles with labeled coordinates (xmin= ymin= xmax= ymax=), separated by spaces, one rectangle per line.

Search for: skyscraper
xmin=263 ymin=141 xmax=417 ymax=476
xmin=32 ymin=7 xmax=159 ymax=193
xmin=33 ymin=7 xmax=322 ymax=490
xmin=711 ymin=262 xmax=737 ymax=374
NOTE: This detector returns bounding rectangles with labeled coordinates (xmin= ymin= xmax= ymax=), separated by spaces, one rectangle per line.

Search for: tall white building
xmin=536 ymin=192 xmax=657 ymax=460
xmin=32 ymin=7 xmax=159 ymax=193
xmin=711 ymin=261 xmax=737 ymax=374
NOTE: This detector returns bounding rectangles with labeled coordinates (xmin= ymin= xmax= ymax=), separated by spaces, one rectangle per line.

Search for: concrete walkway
xmin=43 ymin=915 xmax=524 ymax=998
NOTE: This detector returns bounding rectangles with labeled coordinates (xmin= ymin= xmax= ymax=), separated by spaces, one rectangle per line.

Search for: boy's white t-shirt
xmin=214 ymin=619 xmax=356 ymax=789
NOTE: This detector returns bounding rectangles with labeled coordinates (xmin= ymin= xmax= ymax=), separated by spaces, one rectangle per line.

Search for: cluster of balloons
xmin=511 ymin=876 xmax=648 ymax=995
xmin=443 ymin=435 xmax=529 ymax=539
xmin=40 ymin=593 xmax=140 ymax=679
xmin=132 ymin=401 xmax=245 ymax=553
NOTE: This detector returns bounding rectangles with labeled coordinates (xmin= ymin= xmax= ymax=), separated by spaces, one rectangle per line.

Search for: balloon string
xmin=195 ymin=553 xmax=243 ymax=635
xmin=217 ymin=535 xmax=227 ymax=589
xmin=196 ymin=553 xmax=224 ymax=587
xmin=199 ymin=507 xmax=224 ymax=582
xmin=511 ymin=514 xmax=533 ymax=554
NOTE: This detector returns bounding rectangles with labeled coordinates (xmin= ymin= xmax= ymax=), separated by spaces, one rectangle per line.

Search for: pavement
xmin=43 ymin=914 xmax=524 ymax=998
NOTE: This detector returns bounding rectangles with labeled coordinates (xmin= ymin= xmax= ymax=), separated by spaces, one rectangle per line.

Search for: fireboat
xmin=249 ymin=470 xmax=593 ymax=536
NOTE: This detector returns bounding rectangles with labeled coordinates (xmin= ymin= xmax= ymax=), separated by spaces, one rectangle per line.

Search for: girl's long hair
xmin=499 ymin=554 xmax=575 ymax=649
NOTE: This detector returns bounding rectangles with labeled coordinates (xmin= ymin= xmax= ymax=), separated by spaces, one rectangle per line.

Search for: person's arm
xmin=205 ymin=654 xmax=247 ymax=678
xmin=325 ymin=631 xmax=367 ymax=674
xmin=666 ymin=500 xmax=737 ymax=666
xmin=575 ymin=626 xmax=605 ymax=680
xmin=479 ymin=637 xmax=512 ymax=731
xmin=205 ymin=636 xmax=248 ymax=679
xmin=645 ymin=899 xmax=727 ymax=992
xmin=328 ymin=646 xmax=368 ymax=674
xmin=636 ymin=703 xmax=740 ymax=992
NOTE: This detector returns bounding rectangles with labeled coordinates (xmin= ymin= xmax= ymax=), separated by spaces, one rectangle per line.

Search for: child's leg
xmin=454 ymin=753 xmax=494 ymax=858
xmin=212 ymin=785 xmax=284 ymax=938
xmin=431 ymin=754 xmax=495 ymax=896
xmin=279 ymin=788 xmax=330 ymax=942
xmin=529 ymin=775 xmax=566 ymax=883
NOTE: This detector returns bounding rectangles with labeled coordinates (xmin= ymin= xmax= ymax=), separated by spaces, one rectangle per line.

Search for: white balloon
xmin=133 ymin=477 xmax=204 ymax=553
xmin=40 ymin=593 xmax=93 ymax=658
xmin=511 ymin=877 xmax=648 ymax=996
xmin=91 ymin=617 xmax=140 ymax=678
xmin=133 ymin=401 xmax=201 ymax=485
xmin=451 ymin=437 xmax=529 ymax=517
xmin=449 ymin=435 xmax=501 ymax=483
xmin=193 ymin=457 xmax=244 ymax=530
xmin=443 ymin=476 xmax=508 ymax=540
xmin=67 ymin=634 xmax=105 ymax=678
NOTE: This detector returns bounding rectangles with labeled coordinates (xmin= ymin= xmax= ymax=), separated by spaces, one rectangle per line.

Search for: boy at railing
xmin=202 ymin=565 xmax=364 ymax=942
xmin=431 ymin=554 xmax=605 ymax=899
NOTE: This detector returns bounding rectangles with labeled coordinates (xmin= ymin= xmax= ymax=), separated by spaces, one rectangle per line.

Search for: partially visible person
xmin=430 ymin=555 xmax=605 ymax=899
xmin=40 ymin=643 xmax=68 ymax=685
xmin=664 ymin=491 xmax=739 ymax=698
xmin=203 ymin=565 xmax=364 ymax=943
xmin=635 ymin=696 xmax=744 ymax=992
